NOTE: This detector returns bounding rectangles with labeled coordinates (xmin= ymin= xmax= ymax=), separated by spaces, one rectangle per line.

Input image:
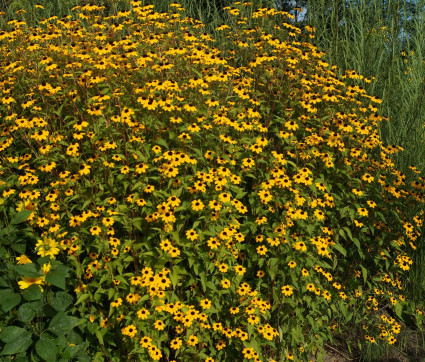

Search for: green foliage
xmin=0 ymin=1 xmax=424 ymax=361
xmin=0 ymin=218 xmax=88 ymax=359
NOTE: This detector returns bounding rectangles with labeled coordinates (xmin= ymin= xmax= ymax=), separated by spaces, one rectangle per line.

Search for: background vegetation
xmin=1 ymin=0 xmax=425 ymax=360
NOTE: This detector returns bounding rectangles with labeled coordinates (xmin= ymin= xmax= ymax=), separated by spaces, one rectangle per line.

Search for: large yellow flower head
xmin=18 ymin=276 xmax=45 ymax=290
xmin=35 ymin=237 xmax=60 ymax=258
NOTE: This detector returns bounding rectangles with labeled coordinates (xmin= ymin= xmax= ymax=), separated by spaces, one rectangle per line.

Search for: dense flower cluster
xmin=0 ymin=1 xmax=424 ymax=360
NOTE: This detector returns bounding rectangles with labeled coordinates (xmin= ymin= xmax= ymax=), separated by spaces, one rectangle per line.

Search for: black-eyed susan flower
xmin=256 ymin=245 xmax=268 ymax=255
xmin=186 ymin=335 xmax=198 ymax=347
xmin=102 ymin=217 xmax=114 ymax=227
xmin=234 ymin=265 xmax=246 ymax=275
xmin=170 ymin=338 xmax=182 ymax=350
xmin=186 ymin=229 xmax=199 ymax=241
xmin=323 ymin=290 xmax=332 ymax=301
xmin=221 ymin=279 xmax=230 ymax=288
xmin=200 ymin=299 xmax=212 ymax=309
xmin=281 ymin=285 xmax=294 ymax=297
xmin=154 ymin=320 xmax=165 ymax=330
xmin=111 ymin=298 xmax=123 ymax=308
xmin=121 ymin=325 xmax=137 ymax=338
xmin=358 ymin=207 xmax=368 ymax=217
xmin=126 ymin=293 xmax=141 ymax=304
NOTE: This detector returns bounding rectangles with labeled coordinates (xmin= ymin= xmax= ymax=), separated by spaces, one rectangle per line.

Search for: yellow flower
xmin=41 ymin=263 xmax=51 ymax=275
xmin=121 ymin=325 xmax=137 ymax=338
xmin=140 ymin=336 xmax=152 ymax=348
xmin=200 ymin=299 xmax=212 ymax=309
xmin=256 ymin=245 xmax=268 ymax=255
xmin=221 ymin=279 xmax=230 ymax=288
xmin=1 ymin=96 xmax=15 ymax=105
xmin=111 ymin=298 xmax=123 ymax=308
xmin=234 ymin=265 xmax=246 ymax=275
xmin=90 ymin=226 xmax=102 ymax=236
xmin=170 ymin=338 xmax=182 ymax=350
xmin=357 ymin=207 xmax=368 ymax=217
xmin=18 ymin=276 xmax=45 ymax=290
xmin=16 ymin=254 xmax=32 ymax=264
xmin=187 ymin=334 xmax=198 ymax=346
xmin=362 ymin=173 xmax=374 ymax=183
xmin=186 ymin=229 xmax=199 ymax=241
xmin=137 ymin=308 xmax=150 ymax=320
xmin=191 ymin=199 xmax=205 ymax=211
xmin=102 ymin=217 xmax=114 ymax=227
xmin=79 ymin=164 xmax=91 ymax=175
xmin=288 ymin=261 xmax=297 ymax=268
xmin=285 ymin=120 xmax=299 ymax=131
xmin=35 ymin=237 xmax=60 ymax=258
xmin=281 ymin=285 xmax=294 ymax=297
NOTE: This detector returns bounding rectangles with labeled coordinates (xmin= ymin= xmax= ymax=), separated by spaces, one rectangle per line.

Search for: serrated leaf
xmin=11 ymin=210 xmax=32 ymax=224
xmin=11 ymin=242 xmax=26 ymax=254
xmin=156 ymin=138 xmax=168 ymax=149
xmin=18 ymin=302 xmax=38 ymax=322
xmin=13 ymin=263 xmax=40 ymax=277
xmin=360 ymin=265 xmax=368 ymax=284
xmin=23 ymin=284 xmax=43 ymax=301
xmin=51 ymin=292 xmax=73 ymax=311
xmin=1 ymin=293 xmax=21 ymax=312
xmin=333 ymin=243 xmax=347 ymax=257
xmin=75 ymin=293 xmax=89 ymax=305
xmin=45 ymin=268 xmax=68 ymax=290
xmin=48 ymin=312 xmax=81 ymax=336
xmin=0 ymin=326 xmax=27 ymax=343
xmin=1 ymin=331 xmax=32 ymax=356
xmin=36 ymin=337 xmax=58 ymax=361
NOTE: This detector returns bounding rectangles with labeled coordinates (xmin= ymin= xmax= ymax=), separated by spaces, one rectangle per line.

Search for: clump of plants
xmin=0 ymin=1 xmax=424 ymax=361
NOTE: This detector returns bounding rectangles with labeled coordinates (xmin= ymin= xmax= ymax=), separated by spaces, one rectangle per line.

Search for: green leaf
xmin=18 ymin=302 xmax=38 ymax=322
xmin=36 ymin=337 xmax=58 ymax=361
xmin=11 ymin=210 xmax=32 ymax=224
xmin=360 ymin=265 xmax=368 ymax=284
xmin=51 ymin=292 xmax=73 ymax=312
xmin=62 ymin=344 xmax=81 ymax=360
xmin=11 ymin=242 xmax=26 ymax=254
xmin=342 ymin=227 xmax=353 ymax=241
xmin=13 ymin=263 xmax=40 ymax=277
xmin=200 ymin=273 xmax=207 ymax=293
xmin=23 ymin=284 xmax=43 ymax=301
xmin=333 ymin=243 xmax=347 ymax=257
xmin=156 ymin=138 xmax=168 ymax=149
xmin=1 ymin=292 xmax=21 ymax=312
xmin=45 ymin=268 xmax=68 ymax=290
xmin=75 ymin=293 xmax=89 ymax=306
xmin=352 ymin=238 xmax=364 ymax=259
xmin=48 ymin=312 xmax=81 ymax=336
xmin=394 ymin=302 xmax=403 ymax=319
xmin=1 ymin=331 xmax=32 ymax=355
xmin=0 ymin=326 xmax=27 ymax=343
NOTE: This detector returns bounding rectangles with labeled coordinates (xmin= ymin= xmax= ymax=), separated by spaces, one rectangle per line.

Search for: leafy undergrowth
xmin=0 ymin=1 xmax=424 ymax=361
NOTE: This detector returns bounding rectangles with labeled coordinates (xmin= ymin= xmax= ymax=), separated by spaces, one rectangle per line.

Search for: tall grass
xmin=301 ymin=1 xmax=425 ymax=360
xmin=305 ymin=0 xmax=425 ymax=176
xmin=0 ymin=0 xmax=275 ymax=33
